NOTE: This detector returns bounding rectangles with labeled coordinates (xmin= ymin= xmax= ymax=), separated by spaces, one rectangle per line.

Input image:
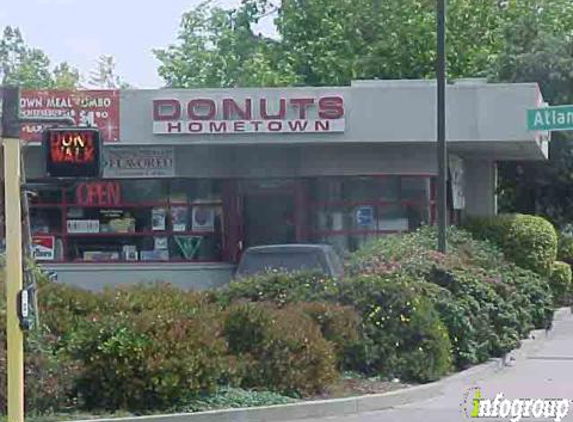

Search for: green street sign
xmin=527 ymin=105 xmax=573 ymax=132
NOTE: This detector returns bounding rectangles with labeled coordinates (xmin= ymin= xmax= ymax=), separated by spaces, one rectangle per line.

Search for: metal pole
xmin=4 ymin=137 xmax=24 ymax=422
xmin=437 ymin=0 xmax=447 ymax=253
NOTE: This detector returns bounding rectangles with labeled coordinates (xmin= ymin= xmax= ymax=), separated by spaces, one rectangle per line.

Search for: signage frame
xmin=43 ymin=127 xmax=103 ymax=179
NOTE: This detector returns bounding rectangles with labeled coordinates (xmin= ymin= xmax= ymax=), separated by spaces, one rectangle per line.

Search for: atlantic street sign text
xmin=527 ymin=105 xmax=573 ymax=132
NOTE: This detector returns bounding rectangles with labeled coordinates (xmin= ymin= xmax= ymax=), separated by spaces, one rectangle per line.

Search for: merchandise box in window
xmin=140 ymin=250 xmax=169 ymax=261
xmin=32 ymin=236 xmax=55 ymax=261
xmin=109 ymin=217 xmax=136 ymax=233
xmin=122 ymin=245 xmax=138 ymax=261
xmin=67 ymin=220 xmax=100 ymax=234
xmin=151 ymin=208 xmax=166 ymax=231
xmin=154 ymin=237 xmax=168 ymax=250
xmin=192 ymin=206 xmax=215 ymax=232
xmin=171 ymin=206 xmax=188 ymax=232
xmin=83 ymin=251 xmax=120 ymax=261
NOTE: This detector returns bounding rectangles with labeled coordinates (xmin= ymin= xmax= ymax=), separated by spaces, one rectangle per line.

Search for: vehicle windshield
xmin=237 ymin=250 xmax=327 ymax=277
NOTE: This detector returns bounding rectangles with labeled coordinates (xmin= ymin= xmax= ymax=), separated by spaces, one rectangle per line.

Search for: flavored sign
xmin=152 ymin=95 xmax=345 ymax=135
xmin=20 ymin=90 xmax=120 ymax=142
xmin=104 ymin=147 xmax=175 ymax=178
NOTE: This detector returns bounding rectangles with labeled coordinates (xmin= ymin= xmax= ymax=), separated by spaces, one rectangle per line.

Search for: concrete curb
xmin=70 ymin=308 xmax=570 ymax=422
xmin=71 ymin=360 xmax=502 ymax=422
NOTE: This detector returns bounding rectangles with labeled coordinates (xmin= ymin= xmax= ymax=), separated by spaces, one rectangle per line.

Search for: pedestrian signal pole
xmin=1 ymin=86 xmax=24 ymax=422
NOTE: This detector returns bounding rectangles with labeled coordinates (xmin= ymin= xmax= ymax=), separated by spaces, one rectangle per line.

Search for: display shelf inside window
xmin=169 ymin=204 xmax=223 ymax=261
xmin=48 ymin=179 xmax=225 ymax=263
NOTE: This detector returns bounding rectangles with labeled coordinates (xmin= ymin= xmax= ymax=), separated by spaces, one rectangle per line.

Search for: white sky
xmin=0 ymin=0 xmax=277 ymax=88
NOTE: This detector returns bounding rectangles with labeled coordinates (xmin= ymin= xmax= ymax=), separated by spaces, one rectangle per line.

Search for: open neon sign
xmin=43 ymin=128 xmax=102 ymax=178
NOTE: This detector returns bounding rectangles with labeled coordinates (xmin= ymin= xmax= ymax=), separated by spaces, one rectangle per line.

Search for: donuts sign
xmin=152 ymin=95 xmax=345 ymax=135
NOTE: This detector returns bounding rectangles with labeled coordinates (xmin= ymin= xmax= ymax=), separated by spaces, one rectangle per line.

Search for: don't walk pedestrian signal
xmin=43 ymin=127 xmax=102 ymax=178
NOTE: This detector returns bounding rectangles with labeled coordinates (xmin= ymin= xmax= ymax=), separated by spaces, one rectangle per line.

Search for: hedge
xmin=461 ymin=214 xmax=516 ymax=248
xmin=284 ymin=302 xmax=361 ymax=370
xmin=346 ymin=226 xmax=553 ymax=368
xmin=0 ymin=223 xmax=557 ymax=415
xmin=549 ymin=261 xmax=572 ymax=306
xmin=463 ymin=214 xmax=558 ymax=276
xmin=67 ymin=307 xmax=230 ymax=411
xmin=504 ymin=215 xmax=558 ymax=276
xmin=557 ymin=234 xmax=573 ymax=265
xmin=335 ymin=274 xmax=453 ymax=382
xmin=223 ymin=302 xmax=338 ymax=395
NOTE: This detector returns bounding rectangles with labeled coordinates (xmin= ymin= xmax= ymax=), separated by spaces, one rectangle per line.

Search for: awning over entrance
xmin=117 ymin=78 xmax=547 ymax=162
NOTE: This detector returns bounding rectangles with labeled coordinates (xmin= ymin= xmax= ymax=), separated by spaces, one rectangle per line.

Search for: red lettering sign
xmin=76 ymin=181 xmax=121 ymax=206
xmin=152 ymin=95 xmax=346 ymax=135
xmin=21 ymin=90 xmax=119 ymax=142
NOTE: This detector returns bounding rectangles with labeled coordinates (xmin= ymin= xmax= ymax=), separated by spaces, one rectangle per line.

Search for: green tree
xmin=492 ymin=34 xmax=573 ymax=226
xmin=52 ymin=62 xmax=81 ymax=89
xmin=0 ymin=26 xmax=81 ymax=89
xmin=157 ymin=0 xmax=573 ymax=88
xmin=154 ymin=0 xmax=300 ymax=88
xmin=88 ymin=54 xmax=132 ymax=89
xmin=488 ymin=0 xmax=573 ymax=226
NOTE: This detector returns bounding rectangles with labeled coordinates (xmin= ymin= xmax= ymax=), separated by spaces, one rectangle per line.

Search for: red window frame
xmin=28 ymin=179 xmax=225 ymax=264
xmin=308 ymin=174 xmax=437 ymax=239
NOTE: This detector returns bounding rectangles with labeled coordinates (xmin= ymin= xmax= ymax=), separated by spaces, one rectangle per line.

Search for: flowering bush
xmin=346 ymin=226 xmax=554 ymax=369
xmin=67 ymin=306 xmax=230 ymax=411
xmin=223 ymin=302 xmax=338 ymax=395
xmin=336 ymin=274 xmax=452 ymax=382
xmin=285 ymin=302 xmax=362 ymax=369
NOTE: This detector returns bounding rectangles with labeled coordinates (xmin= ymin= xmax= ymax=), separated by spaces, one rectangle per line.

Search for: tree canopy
xmin=0 ymin=26 xmax=132 ymax=90
xmin=88 ymin=55 xmax=132 ymax=89
xmin=155 ymin=0 xmax=573 ymax=88
xmin=0 ymin=26 xmax=80 ymax=89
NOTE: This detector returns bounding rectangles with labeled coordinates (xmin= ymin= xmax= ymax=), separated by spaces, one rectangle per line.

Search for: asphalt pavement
xmin=284 ymin=308 xmax=573 ymax=422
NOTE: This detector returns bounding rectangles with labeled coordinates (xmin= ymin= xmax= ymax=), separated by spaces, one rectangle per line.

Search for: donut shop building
xmin=20 ymin=79 xmax=548 ymax=289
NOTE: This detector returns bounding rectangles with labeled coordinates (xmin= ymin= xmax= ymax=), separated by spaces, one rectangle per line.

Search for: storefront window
xmin=310 ymin=175 xmax=433 ymax=252
xmin=400 ymin=177 xmax=431 ymax=202
xmin=30 ymin=179 xmax=223 ymax=263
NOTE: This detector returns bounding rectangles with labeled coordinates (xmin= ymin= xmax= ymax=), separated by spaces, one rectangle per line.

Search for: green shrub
xmin=504 ymin=215 xmax=558 ymax=276
xmin=500 ymin=264 xmax=554 ymax=330
xmin=37 ymin=281 xmax=104 ymax=341
xmin=336 ymin=274 xmax=452 ymax=383
xmin=179 ymin=387 xmax=297 ymax=412
xmin=285 ymin=302 xmax=361 ymax=369
xmin=464 ymin=214 xmax=558 ymax=276
xmin=68 ymin=307 xmax=229 ymax=411
xmin=0 ymin=315 xmax=79 ymax=415
xmin=223 ymin=302 xmax=337 ymax=396
xmin=428 ymin=267 xmax=520 ymax=358
xmin=219 ymin=271 xmax=339 ymax=307
xmin=347 ymin=226 xmax=554 ymax=369
xmin=100 ymin=282 xmax=216 ymax=316
xmin=557 ymin=234 xmax=573 ymax=264
xmin=0 ymin=274 xmax=82 ymax=415
xmin=23 ymin=333 xmax=80 ymax=414
xmin=462 ymin=214 xmax=516 ymax=248
xmin=549 ymin=261 xmax=572 ymax=306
